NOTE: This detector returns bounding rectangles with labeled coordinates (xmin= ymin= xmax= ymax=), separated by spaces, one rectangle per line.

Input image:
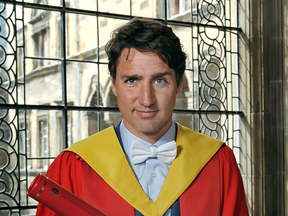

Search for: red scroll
xmin=27 ymin=173 xmax=107 ymax=216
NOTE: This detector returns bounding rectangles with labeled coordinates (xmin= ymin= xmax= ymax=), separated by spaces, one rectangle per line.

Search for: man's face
xmin=112 ymin=48 xmax=183 ymax=144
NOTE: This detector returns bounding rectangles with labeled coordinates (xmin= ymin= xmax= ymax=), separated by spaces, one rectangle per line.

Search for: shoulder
xmin=65 ymin=126 xmax=116 ymax=153
xmin=43 ymin=151 xmax=87 ymax=192
xmin=177 ymin=123 xmax=223 ymax=145
xmin=176 ymin=123 xmax=224 ymax=158
xmin=216 ymin=145 xmax=238 ymax=165
xmin=213 ymin=145 xmax=243 ymax=181
xmin=47 ymin=151 xmax=85 ymax=175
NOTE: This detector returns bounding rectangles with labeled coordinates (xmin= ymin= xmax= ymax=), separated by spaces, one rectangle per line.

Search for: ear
xmin=176 ymin=78 xmax=183 ymax=94
xmin=111 ymin=80 xmax=117 ymax=97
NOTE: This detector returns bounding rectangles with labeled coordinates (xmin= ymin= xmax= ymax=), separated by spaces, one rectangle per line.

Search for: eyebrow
xmin=120 ymin=72 xmax=173 ymax=81
xmin=120 ymin=74 xmax=140 ymax=80
xmin=151 ymin=72 xmax=173 ymax=79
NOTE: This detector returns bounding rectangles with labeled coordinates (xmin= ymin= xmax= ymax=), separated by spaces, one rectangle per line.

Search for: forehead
xmin=120 ymin=48 xmax=161 ymax=62
xmin=116 ymin=48 xmax=173 ymax=75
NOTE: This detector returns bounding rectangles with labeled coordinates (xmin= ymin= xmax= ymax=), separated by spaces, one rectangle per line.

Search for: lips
xmin=135 ymin=110 xmax=158 ymax=118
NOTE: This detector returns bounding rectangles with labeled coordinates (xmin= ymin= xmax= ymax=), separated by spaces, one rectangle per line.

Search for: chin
xmin=136 ymin=124 xmax=162 ymax=135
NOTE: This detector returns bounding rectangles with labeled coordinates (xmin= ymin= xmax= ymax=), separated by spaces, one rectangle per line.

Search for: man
xmin=36 ymin=18 xmax=249 ymax=216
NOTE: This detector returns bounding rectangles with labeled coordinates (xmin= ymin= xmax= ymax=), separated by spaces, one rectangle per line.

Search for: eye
xmin=126 ymin=79 xmax=136 ymax=84
xmin=155 ymin=79 xmax=166 ymax=84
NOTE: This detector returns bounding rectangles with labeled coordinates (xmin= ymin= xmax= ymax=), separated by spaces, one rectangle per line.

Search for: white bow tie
xmin=130 ymin=140 xmax=177 ymax=165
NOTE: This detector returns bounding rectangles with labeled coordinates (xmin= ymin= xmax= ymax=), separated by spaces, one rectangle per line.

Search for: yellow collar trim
xmin=65 ymin=124 xmax=223 ymax=216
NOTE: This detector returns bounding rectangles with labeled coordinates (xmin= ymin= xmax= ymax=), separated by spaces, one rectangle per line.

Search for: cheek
xmin=117 ymin=90 xmax=136 ymax=104
xmin=157 ymin=90 xmax=176 ymax=107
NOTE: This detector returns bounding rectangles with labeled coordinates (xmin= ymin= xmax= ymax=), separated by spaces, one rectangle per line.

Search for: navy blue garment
xmin=114 ymin=122 xmax=181 ymax=216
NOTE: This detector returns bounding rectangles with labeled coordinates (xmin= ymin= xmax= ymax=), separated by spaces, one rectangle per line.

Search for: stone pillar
xmin=239 ymin=0 xmax=288 ymax=215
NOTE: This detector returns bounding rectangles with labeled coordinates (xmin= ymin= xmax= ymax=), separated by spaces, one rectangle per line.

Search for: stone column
xmin=239 ymin=0 xmax=288 ymax=215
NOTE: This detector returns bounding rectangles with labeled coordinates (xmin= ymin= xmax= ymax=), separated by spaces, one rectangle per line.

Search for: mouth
xmin=135 ymin=110 xmax=158 ymax=118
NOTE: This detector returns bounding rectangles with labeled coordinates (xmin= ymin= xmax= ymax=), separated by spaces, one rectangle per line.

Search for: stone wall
xmin=239 ymin=0 xmax=288 ymax=215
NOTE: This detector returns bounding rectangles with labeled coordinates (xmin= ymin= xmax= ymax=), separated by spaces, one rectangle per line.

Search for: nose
xmin=138 ymin=83 xmax=156 ymax=108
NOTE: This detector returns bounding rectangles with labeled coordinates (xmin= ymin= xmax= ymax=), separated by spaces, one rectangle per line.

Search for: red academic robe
xmin=36 ymin=124 xmax=249 ymax=216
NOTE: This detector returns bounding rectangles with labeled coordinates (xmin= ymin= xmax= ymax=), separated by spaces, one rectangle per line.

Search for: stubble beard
xmin=128 ymin=115 xmax=172 ymax=140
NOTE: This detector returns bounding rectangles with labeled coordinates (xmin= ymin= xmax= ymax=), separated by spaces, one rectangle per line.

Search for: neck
xmin=122 ymin=120 xmax=174 ymax=144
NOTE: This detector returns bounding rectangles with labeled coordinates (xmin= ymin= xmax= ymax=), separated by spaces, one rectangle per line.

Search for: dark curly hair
xmin=105 ymin=17 xmax=187 ymax=86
